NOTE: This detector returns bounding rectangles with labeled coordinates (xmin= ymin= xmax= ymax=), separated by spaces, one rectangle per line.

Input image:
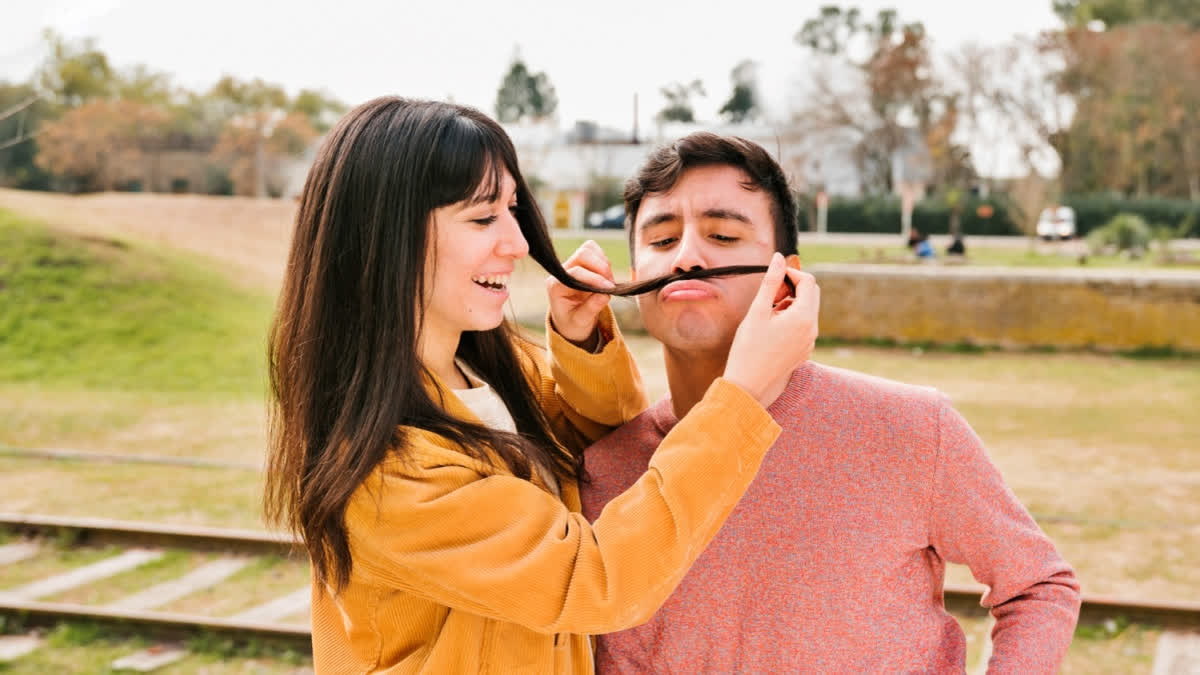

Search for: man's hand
xmin=547 ymin=240 xmax=616 ymax=347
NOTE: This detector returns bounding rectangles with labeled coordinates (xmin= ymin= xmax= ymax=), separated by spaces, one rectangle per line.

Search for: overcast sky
xmin=4 ymin=0 xmax=1064 ymax=133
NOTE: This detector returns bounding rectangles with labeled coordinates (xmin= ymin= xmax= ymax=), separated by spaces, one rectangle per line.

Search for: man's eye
xmin=711 ymin=234 xmax=739 ymax=243
xmin=649 ymin=238 xmax=677 ymax=248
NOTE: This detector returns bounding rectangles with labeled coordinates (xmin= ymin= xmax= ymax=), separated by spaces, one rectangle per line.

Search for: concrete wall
xmin=611 ymin=265 xmax=1200 ymax=352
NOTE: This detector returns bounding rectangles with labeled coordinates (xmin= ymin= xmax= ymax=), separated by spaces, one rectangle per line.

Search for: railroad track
xmin=1 ymin=513 xmax=1198 ymax=671
xmin=0 ymin=513 xmax=310 ymax=669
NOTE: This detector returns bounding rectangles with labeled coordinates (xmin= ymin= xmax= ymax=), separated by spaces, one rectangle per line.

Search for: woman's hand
xmin=547 ymin=240 xmax=616 ymax=347
xmin=723 ymin=253 xmax=820 ymax=408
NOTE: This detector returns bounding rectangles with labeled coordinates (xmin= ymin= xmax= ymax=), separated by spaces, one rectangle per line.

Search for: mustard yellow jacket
xmin=310 ymin=309 xmax=782 ymax=673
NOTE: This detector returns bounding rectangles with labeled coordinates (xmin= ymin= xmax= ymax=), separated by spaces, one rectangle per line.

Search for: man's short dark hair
xmin=624 ymin=132 xmax=798 ymax=261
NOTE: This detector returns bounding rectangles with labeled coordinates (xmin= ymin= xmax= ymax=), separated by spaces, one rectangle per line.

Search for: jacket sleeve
xmin=530 ymin=305 xmax=648 ymax=448
xmin=927 ymin=401 xmax=1081 ymax=674
xmin=344 ymin=377 xmax=781 ymax=635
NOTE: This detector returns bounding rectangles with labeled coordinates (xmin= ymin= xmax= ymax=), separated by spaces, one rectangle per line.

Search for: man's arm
xmin=928 ymin=401 xmax=1081 ymax=674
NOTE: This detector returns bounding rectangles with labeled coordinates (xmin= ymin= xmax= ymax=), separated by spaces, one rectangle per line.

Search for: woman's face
xmin=421 ymin=169 xmax=529 ymax=345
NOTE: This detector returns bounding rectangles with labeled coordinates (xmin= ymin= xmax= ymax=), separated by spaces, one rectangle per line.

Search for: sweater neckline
xmin=650 ymin=362 xmax=819 ymax=433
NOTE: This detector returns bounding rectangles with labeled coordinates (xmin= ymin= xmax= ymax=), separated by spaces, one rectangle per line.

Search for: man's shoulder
xmin=784 ymin=361 xmax=951 ymax=435
xmin=807 ymin=361 xmax=946 ymax=408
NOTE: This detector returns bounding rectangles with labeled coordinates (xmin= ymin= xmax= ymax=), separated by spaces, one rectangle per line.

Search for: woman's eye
xmin=472 ymin=215 xmax=498 ymax=226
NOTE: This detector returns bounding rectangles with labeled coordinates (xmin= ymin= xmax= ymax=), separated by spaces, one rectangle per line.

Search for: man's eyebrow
xmin=701 ymin=208 xmax=752 ymax=224
xmin=637 ymin=211 xmax=679 ymax=229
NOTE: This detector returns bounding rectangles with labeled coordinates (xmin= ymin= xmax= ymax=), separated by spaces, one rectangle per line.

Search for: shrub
xmin=1087 ymin=213 xmax=1153 ymax=254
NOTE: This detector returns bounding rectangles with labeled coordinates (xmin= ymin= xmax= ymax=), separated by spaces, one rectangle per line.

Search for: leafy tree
xmin=34 ymin=29 xmax=115 ymax=108
xmin=792 ymin=6 xmax=965 ymax=194
xmin=1053 ymin=0 xmax=1200 ymax=28
xmin=114 ymin=64 xmax=174 ymax=105
xmin=1052 ymin=23 xmax=1200 ymax=197
xmin=290 ymin=88 xmax=347 ymax=132
xmin=657 ymin=80 xmax=706 ymax=123
xmin=494 ymin=58 xmax=558 ymax=123
xmin=719 ymin=60 xmax=760 ymax=123
xmin=34 ymin=100 xmax=169 ymax=191
xmin=212 ymin=111 xmax=318 ymax=196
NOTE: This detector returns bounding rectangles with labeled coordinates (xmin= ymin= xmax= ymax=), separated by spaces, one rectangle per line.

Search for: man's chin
xmin=652 ymin=323 xmax=734 ymax=354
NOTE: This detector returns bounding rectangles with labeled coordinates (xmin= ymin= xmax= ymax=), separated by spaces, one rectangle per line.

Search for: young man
xmin=580 ymin=133 xmax=1081 ymax=673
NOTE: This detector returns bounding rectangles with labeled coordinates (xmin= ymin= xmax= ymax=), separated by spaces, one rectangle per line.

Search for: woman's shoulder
xmin=378 ymin=425 xmax=502 ymax=478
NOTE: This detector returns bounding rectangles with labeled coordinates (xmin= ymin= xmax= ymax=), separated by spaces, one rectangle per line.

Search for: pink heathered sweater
xmin=581 ymin=362 xmax=1081 ymax=674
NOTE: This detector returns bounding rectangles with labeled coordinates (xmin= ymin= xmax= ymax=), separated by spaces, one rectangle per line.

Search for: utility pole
xmin=632 ymin=93 xmax=639 ymax=144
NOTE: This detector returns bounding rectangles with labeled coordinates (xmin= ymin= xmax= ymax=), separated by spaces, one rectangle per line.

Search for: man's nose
xmin=671 ymin=229 xmax=707 ymax=273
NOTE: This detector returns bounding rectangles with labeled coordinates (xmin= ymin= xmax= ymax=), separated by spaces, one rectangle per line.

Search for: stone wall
xmin=611 ymin=265 xmax=1200 ymax=352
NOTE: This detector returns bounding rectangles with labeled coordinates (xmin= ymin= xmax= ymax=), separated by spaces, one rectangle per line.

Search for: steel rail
xmin=3 ymin=513 xmax=1198 ymax=628
xmin=0 ymin=597 xmax=311 ymax=652
xmin=0 ymin=513 xmax=298 ymax=557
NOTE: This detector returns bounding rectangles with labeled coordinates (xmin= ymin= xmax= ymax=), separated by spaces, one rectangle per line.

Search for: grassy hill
xmin=0 ymin=208 xmax=274 ymax=394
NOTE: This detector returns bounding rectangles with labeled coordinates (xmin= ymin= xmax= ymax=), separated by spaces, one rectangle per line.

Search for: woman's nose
xmin=498 ymin=212 xmax=529 ymax=259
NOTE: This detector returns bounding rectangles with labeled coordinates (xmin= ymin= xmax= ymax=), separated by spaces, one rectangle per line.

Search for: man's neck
xmin=663 ymin=345 xmax=729 ymax=420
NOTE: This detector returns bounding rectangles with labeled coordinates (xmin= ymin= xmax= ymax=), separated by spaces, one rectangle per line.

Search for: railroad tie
xmin=0 ymin=548 xmax=164 ymax=600
xmin=108 ymin=557 xmax=251 ymax=611
xmin=0 ymin=542 xmax=39 ymax=566
xmin=0 ymin=634 xmax=42 ymax=662
xmin=1153 ymin=630 xmax=1200 ymax=675
xmin=231 ymin=586 xmax=311 ymax=624
xmin=110 ymin=644 xmax=189 ymax=672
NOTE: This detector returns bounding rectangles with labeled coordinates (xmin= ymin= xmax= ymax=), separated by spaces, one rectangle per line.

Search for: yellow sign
xmin=554 ymin=193 xmax=570 ymax=229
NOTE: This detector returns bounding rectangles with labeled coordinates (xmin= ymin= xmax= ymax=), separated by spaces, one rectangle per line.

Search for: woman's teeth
xmin=471 ymin=274 xmax=508 ymax=290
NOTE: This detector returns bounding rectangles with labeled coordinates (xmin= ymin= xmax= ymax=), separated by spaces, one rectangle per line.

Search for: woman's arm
xmin=345 ymin=376 xmax=778 ymax=635
xmin=520 ymin=305 xmax=647 ymax=448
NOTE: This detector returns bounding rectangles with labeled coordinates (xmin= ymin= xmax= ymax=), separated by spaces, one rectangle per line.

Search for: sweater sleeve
xmin=345 ymin=377 xmax=780 ymax=635
xmin=534 ymin=305 xmax=648 ymax=448
xmin=927 ymin=401 xmax=1081 ymax=674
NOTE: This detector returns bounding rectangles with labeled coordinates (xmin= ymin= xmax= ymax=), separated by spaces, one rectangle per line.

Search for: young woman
xmin=265 ymin=97 xmax=818 ymax=673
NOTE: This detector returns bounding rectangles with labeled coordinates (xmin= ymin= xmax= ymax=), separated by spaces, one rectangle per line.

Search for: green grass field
xmin=0 ymin=208 xmax=273 ymax=394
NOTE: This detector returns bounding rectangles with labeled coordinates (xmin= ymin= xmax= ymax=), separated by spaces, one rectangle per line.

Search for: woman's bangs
xmin=428 ymin=118 xmax=509 ymax=208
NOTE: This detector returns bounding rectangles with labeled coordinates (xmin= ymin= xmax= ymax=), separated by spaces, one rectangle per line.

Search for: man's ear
xmin=786 ymin=254 xmax=802 ymax=270
xmin=630 ymin=265 xmax=638 ymax=282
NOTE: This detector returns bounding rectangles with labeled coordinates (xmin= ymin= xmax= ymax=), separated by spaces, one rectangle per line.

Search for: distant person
xmin=947 ymin=235 xmax=967 ymax=256
xmin=914 ymin=230 xmax=936 ymax=259
xmin=581 ymin=132 xmax=1081 ymax=673
xmin=263 ymin=98 xmax=820 ymax=673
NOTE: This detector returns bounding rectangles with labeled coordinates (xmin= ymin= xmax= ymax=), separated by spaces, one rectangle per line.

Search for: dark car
xmin=586 ymin=205 xmax=625 ymax=229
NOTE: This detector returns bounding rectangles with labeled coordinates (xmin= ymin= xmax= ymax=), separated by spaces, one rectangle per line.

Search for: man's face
xmin=631 ymin=164 xmax=777 ymax=353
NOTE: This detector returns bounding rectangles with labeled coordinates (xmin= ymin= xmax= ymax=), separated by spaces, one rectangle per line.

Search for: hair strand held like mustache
xmin=551 ymin=265 xmax=775 ymax=297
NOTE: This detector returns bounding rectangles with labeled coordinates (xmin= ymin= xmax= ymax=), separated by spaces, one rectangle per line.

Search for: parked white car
xmin=1037 ymin=206 xmax=1076 ymax=240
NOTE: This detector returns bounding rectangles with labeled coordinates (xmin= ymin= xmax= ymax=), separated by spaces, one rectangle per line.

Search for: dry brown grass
xmin=0 ymin=188 xmax=295 ymax=291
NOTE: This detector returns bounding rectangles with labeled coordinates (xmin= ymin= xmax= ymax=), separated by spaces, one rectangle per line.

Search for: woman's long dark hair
xmin=264 ymin=97 xmax=773 ymax=591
